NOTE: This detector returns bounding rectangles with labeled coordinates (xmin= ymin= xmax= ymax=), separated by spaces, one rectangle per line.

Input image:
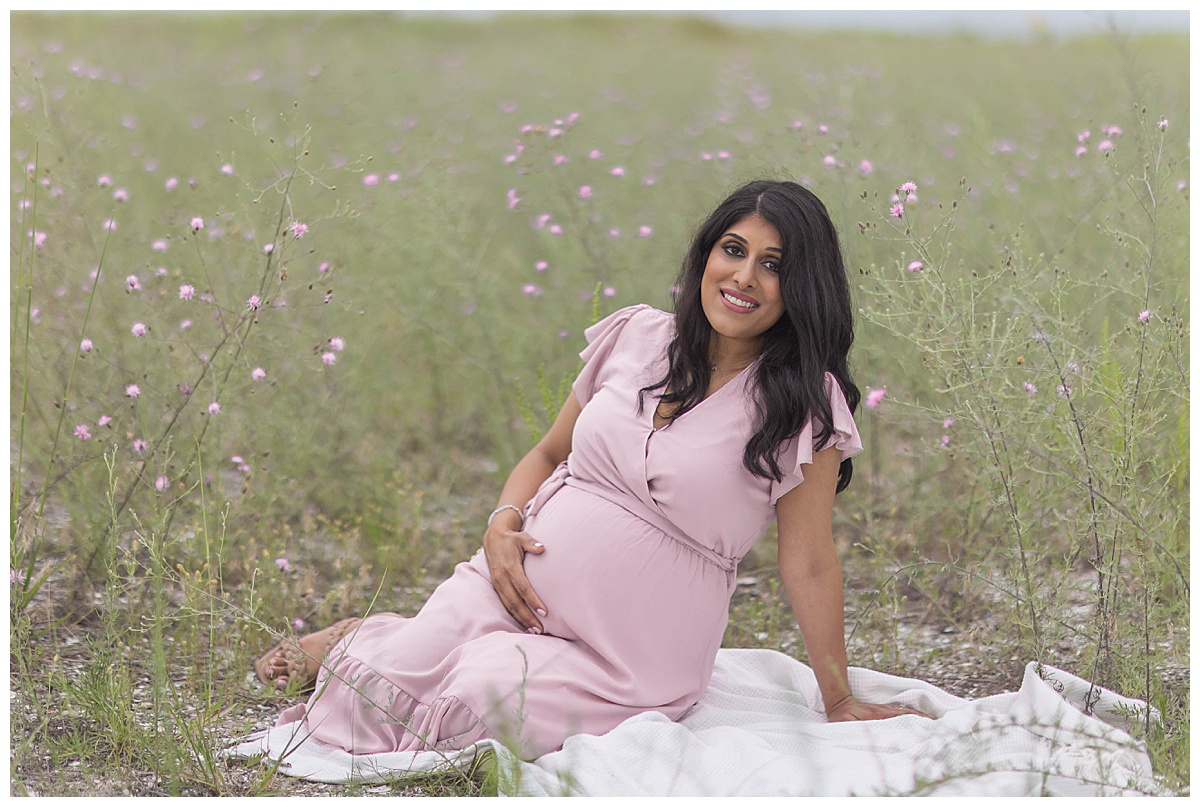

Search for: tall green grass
xmin=10 ymin=12 xmax=1188 ymax=795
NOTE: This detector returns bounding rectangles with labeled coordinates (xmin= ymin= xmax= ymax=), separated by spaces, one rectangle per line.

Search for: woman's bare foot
xmin=254 ymin=617 xmax=362 ymax=691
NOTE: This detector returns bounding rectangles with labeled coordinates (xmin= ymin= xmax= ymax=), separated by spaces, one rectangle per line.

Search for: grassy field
xmin=10 ymin=12 xmax=1189 ymax=795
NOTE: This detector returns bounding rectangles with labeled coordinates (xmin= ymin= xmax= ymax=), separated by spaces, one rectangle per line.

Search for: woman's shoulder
xmin=583 ymin=303 xmax=673 ymax=345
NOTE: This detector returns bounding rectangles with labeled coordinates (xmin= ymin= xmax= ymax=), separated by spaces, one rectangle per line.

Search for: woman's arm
xmin=482 ymin=391 xmax=582 ymax=634
xmin=776 ymin=446 xmax=929 ymax=721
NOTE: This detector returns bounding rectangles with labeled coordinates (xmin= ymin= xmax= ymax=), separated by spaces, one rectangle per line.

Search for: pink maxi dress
xmin=274 ymin=304 xmax=863 ymax=759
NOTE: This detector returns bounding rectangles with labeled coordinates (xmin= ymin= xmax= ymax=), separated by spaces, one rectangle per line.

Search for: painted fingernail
xmin=527 ymin=626 xmax=542 ymax=635
xmin=533 ymin=542 xmax=543 ymax=549
xmin=536 ymin=608 xmax=547 ymax=617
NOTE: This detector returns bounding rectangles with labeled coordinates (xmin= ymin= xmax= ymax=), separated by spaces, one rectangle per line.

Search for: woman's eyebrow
xmin=722 ymin=231 xmax=782 ymax=254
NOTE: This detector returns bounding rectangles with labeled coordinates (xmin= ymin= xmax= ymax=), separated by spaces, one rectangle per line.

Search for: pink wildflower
xmin=858 ymin=159 xmax=873 ymax=174
xmin=103 ymin=218 xmax=118 ymax=232
xmin=319 ymin=261 xmax=330 ymax=273
xmin=247 ymin=295 xmax=262 ymax=310
xmin=1057 ymin=384 xmax=1072 ymax=398
xmin=1077 ymin=130 xmax=1090 ymax=143
xmin=363 ymin=174 xmax=380 ymax=186
xmin=610 ymin=166 xmax=625 ymax=176
xmin=940 ymin=434 xmax=950 ymax=448
xmin=1097 ymin=140 xmax=1114 ymax=152
xmin=263 ymin=243 xmax=274 ymax=255
xmin=553 ymin=155 xmax=568 ymax=165
xmin=889 ymin=204 xmax=904 ymax=218
xmin=506 ymin=188 xmax=520 ymax=209
xmin=330 ymin=336 xmax=345 ymax=351
xmin=1139 ymin=309 xmax=1151 ymax=322
xmin=155 ymin=476 xmax=169 ymax=492
xmin=943 ymin=417 xmax=955 ymax=429
xmin=1075 ymin=146 xmax=1087 ymax=157
xmin=113 ymin=188 xmax=129 ymax=202
xmin=1157 ymin=118 xmax=1168 ymax=131
xmin=907 ymin=260 xmax=924 ymax=272
xmin=220 ymin=163 xmax=234 ymax=176
xmin=638 ymin=225 xmax=653 ymax=238
xmin=125 ymin=383 xmax=140 ymax=398
xmin=290 ymin=221 xmax=308 ymax=239
xmin=822 ymin=155 xmax=837 ymax=167
xmin=98 ymin=415 xmax=112 ymax=427
xmin=179 ymin=284 xmax=195 ymax=300
xmin=535 ymin=261 xmax=548 ymax=272
xmin=293 ymin=618 xmax=306 ymax=630
xmin=275 ymin=557 xmax=293 ymax=572
xmin=131 ymin=322 xmax=148 ymax=337
xmin=608 ymin=229 xmax=620 ymax=238
xmin=126 ymin=275 xmax=141 ymax=291
xmin=133 ymin=438 xmax=148 ymax=454
xmin=190 ymin=217 xmax=204 ymax=231
xmin=549 ymin=224 xmax=563 ymax=236
xmin=321 ymin=351 xmax=337 ymax=365
xmin=579 ymin=185 xmax=593 ymax=198
xmin=602 ymin=286 xmax=616 ymax=298
xmin=80 ymin=338 xmax=93 ymax=353
xmin=900 ymin=181 xmax=918 ymax=194
xmin=165 ymin=177 xmax=178 ymax=191
xmin=252 ymin=367 xmax=266 ymax=381
xmin=179 ymin=319 xmax=192 ymax=330
xmin=522 ymin=284 xmax=543 ymax=297
xmin=864 ymin=388 xmax=886 ymax=409
xmin=152 ymin=239 xmax=168 ymax=252
xmin=97 ymin=174 xmax=112 ymax=186
xmin=74 ymin=424 xmax=91 ymax=440
xmin=208 ymin=401 xmax=220 ymax=415
xmin=589 ymin=149 xmax=603 ymax=159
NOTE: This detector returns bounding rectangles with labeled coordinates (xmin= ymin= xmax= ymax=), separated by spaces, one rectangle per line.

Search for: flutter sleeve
xmin=769 ymin=371 xmax=864 ymax=506
xmin=571 ymin=303 xmax=652 ymax=407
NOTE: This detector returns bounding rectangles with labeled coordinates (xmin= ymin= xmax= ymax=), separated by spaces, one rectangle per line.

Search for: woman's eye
xmin=763 ymin=260 xmax=779 ymax=272
xmin=722 ymin=242 xmax=744 ymax=257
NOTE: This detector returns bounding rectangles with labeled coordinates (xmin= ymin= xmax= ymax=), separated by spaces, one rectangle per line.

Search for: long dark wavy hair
xmin=639 ymin=179 xmax=861 ymax=493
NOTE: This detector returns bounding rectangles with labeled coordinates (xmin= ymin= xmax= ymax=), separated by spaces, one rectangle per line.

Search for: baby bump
xmin=520 ymin=485 xmax=730 ymax=695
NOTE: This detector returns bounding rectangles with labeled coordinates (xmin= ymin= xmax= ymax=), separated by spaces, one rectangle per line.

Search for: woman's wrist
xmin=487 ymin=504 xmax=525 ymax=531
xmin=825 ymin=692 xmax=855 ymax=713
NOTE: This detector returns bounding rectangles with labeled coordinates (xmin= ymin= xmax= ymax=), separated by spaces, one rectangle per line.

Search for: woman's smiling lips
xmin=719 ymin=288 xmax=760 ymax=313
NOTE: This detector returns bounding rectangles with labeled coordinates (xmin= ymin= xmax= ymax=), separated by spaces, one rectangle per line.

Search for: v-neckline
xmin=649 ymin=361 xmax=756 ymax=432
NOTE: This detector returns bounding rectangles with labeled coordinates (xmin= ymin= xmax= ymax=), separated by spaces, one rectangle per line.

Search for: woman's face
xmin=700 ymin=214 xmax=786 ymax=359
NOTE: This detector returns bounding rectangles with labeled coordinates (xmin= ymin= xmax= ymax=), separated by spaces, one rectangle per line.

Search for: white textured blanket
xmin=226 ymin=648 xmax=1161 ymax=796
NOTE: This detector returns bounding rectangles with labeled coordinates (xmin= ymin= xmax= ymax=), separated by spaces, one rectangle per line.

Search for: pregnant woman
xmin=253 ymin=178 xmax=924 ymax=760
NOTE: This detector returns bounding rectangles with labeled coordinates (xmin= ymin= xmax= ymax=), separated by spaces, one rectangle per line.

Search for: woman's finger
xmin=510 ymin=565 xmax=547 ymax=624
xmin=491 ymin=552 xmax=542 ymax=632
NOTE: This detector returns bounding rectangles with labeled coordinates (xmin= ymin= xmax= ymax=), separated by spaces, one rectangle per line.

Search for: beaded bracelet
xmin=487 ymin=504 xmax=526 ymax=530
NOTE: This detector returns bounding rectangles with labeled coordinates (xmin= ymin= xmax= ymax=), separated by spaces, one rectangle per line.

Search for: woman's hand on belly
xmin=482 ymin=521 xmax=549 ymax=634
